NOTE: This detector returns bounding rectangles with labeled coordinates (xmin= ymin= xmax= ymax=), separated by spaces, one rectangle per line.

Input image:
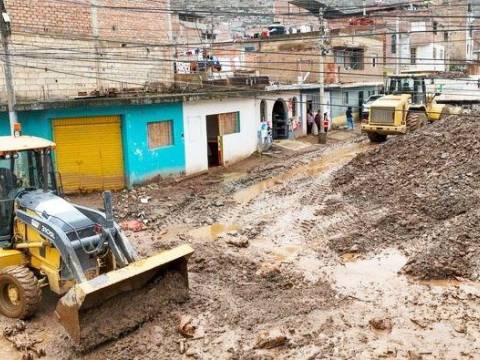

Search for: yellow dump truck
xmin=362 ymin=74 xmax=447 ymax=142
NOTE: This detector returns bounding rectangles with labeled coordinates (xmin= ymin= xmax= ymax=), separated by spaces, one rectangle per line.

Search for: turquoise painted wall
xmin=0 ymin=102 xmax=185 ymax=186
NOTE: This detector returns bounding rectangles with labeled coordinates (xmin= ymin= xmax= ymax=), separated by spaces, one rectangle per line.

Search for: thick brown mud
xmin=334 ymin=114 xmax=480 ymax=281
xmin=2 ymin=125 xmax=480 ymax=359
xmin=73 ymin=271 xmax=189 ymax=352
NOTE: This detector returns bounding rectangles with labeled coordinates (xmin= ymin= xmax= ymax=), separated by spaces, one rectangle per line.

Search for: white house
xmin=183 ymin=96 xmax=259 ymax=175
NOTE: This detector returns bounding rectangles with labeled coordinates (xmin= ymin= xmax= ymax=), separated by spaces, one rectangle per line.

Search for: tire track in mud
xmin=1 ymin=138 xmax=375 ymax=360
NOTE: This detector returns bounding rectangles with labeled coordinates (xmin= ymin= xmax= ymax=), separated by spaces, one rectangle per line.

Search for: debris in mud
xmin=3 ymin=320 xmax=46 ymax=359
xmin=334 ymin=114 xmax=480 ymax=281
xmin=256 ymin=262 xmax=281 ymax=279
xmin=224 ymin=232 xmax=250 ymax=248
xmin=120 ymin=219 xmax=145 ymax=232
xmin=254 ymin=328 xmax=289 ymax=349
xmin=369 ymin=317 xmax=393 ymax=332
xmin=177 ymin=314 xmax=196 ymax=338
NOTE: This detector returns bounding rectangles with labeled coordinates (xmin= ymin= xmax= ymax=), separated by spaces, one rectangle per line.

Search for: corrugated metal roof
xmin=290 ymin=0 xmax=404 ymax=18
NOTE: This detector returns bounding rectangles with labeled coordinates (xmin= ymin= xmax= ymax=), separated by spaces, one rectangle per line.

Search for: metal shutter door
xmin=53 ymin=116 xmax=125 ymax=193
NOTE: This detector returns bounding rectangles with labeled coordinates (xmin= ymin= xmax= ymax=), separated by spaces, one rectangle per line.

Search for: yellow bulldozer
xmin=362 ymin=73 xmax=448 ymax=142
xmin=0 ymin=132 xmax=193 ymax=349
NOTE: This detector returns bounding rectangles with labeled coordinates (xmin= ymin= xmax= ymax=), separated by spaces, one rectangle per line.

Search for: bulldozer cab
xmin=386 ymin=75 xmax=427 ymax=105
xmin=0 ymin=136 xmax=57 ymax=244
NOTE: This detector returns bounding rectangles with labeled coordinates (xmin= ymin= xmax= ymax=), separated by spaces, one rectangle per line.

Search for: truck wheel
xmin=406 ymin=112 xmax=428 ymax=132
xmin=0 ymin=266 xmax=42 ymax=319
xmin=367 ymin=132 xmax=387 ymax=143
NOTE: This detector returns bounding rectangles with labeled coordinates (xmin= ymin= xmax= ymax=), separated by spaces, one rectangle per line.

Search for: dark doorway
xmin=206 ymin=115 xmax=221 ymax=167
xmin=307 ymin=100 xmax=313 ymax=113
xmin=272 ymin=100 xmax=288 ymax=140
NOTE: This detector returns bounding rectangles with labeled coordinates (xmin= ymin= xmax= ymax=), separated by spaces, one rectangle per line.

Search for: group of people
xmin=306 ymin=110 xmax=329 ymax=135
xmin=307 ymin=107 xmax=355 ymax=134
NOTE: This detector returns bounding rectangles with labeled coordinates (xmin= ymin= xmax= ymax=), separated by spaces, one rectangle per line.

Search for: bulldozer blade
xmin=55 ymin=244 xmax=194 ymax=350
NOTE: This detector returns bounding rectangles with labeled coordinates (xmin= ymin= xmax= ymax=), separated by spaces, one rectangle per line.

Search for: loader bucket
xmin=55 ymin=244 xmax=194 ymax=350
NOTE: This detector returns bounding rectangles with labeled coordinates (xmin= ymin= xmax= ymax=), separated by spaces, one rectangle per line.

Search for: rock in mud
xmin=369 ymin=318 xmax=393 ymax=332
xmin=254 ymin=328 xmax=289 ymax=349
xmin=225 ymin=235 xmax=250 ymax=248
xmin=177 ymin=314 xmax=196 ymax=338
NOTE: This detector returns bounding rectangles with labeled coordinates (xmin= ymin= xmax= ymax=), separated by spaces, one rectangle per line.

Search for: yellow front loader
xmin=0 ymin=134 xmax=193 ymax=349
xmin=362 ymin=74 xmax=448 ymax=142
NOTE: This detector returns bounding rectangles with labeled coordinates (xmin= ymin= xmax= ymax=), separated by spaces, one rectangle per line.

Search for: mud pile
xmin=334 ymin=114 xmax=480 ymax=280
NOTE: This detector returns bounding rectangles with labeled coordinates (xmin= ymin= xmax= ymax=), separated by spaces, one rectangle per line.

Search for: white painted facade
xmin=415 ymin=44 xmax=446 ymax=72
xmin=399 ymin=36 xmax=446 ymax=72
xmin=183 ymin=97 xmax=259 ymax=175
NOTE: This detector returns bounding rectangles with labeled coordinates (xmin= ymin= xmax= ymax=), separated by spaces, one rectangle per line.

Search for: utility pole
xmin=395 ymin=17 xmax=400 ymax=75
xmin=0 ymin=3 xmax=18 ymax=136
xmin=90 ymin=0 xmax=103 ymax=92
xmin=318 ymin=6 xmax=327 ymax=144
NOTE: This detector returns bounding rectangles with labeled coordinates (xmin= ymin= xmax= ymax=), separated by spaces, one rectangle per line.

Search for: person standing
xmin=346 ymin=106 xmax=354 ymax=130
xmin=323 ymin=112 xmax=330 ymax=133
xmin=307 ymin=110 xmax=314 ymax=134
xmin=315 ymin=110 xmax=321 ymax=129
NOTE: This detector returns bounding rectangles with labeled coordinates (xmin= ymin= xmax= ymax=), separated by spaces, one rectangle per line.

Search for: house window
xmin=391 ymin=34 xmax=397 ymax=54
xmin=411 ymin=48 xmax=417 ymax=65
xmin=433 ymin=47 xmax=437 ymax=59
xmin=343 ymin=92 xmax=349 ymax=105
xmin=202 ymin=32 xmax=216 ymax=40
xmin=372 ymin=54 xmax=377 ymax=67
xmin=335 ymin=48 xmax=364 ymax=70
xmin=444 ymin=32 xmax=449 ymax=41
xmin=148 ymin=121 xmax=173 ymax=149
xmin=411 ymin=22 xmax=426 ymax=32
xmin=334 ymin=49 xmax=345 ymax=65
xmin=179 ymin=13 xmax=200 ymax=23
xmin=350 ymin=49 xmax=364 ymax=70
xmin=219 ymin=112 xmax=240 ymax=135
xmin=433 ymin=21 xmax=438 ymax=35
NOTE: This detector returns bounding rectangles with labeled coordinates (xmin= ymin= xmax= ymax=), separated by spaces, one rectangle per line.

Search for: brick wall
xmin=214 ymin=33 xmax=384 ymax=85
xmin=0 ymin=0 xmax=189 ymax=102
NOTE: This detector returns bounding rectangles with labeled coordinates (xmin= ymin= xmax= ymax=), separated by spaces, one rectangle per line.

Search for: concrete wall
xmin=183 ymin=97 xmax=258 ymax=175
xmin=0 ymin=102 xmax=185 ymax=186
xmin=230 ymin=33 xmax=384 ymax=85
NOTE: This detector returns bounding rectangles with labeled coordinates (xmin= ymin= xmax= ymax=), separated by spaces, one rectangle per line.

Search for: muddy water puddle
xmin=328 ymin=250 xmax=480 ymax=358
xmin=233 ymin=143 xmax=372 ymax=204
xmin=333 ymin=249 xmax=408 ymax=301
xmin=189 ymin=223 xmax=240 ymax=240
xmin=333 ymin=249 xmax=480 ymax=300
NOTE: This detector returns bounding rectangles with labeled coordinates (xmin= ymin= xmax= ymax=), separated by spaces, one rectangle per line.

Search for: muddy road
xmin=1 ymin=125 xmax=480 ymax=359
